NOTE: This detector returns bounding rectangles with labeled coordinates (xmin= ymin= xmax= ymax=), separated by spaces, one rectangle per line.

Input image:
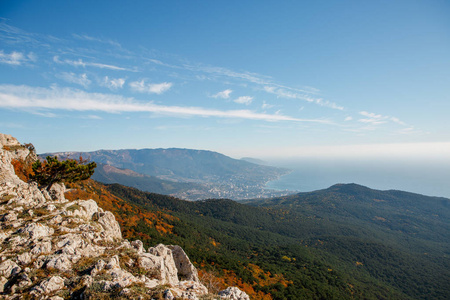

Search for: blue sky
xmin=1 ymin=0 xmax=449 ymax=160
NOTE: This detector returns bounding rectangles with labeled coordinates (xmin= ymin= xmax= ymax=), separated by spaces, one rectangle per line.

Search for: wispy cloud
xmin=72 ymin=34 xmax=121 ymax=48
xmin=212 ymin=89 xmax=232 ymax=99
xmin=30 ymin=111 xmax=58 ymax=118
xmin=0 ymin=50 xmax=35 ymax=65
xmin=0 ymin=84 xmax=332 ymax=123
xmin=264 ymin=86 xmax=344 ymax=110
xmin=129 ymin=80 xmax=172 ymax=94
xmin=53 ymin=56 xmax=130 ymax=71
xmin=101 ymin=76 xmax=125 ymax=90
xmin=262 ymin=101 xmax=274 ymax=109
xmin=184 ymin=64 xmax=272 ymax=86
xmin=81 ymin=114 xmax=103 ymax=120
xmin=234 ymin=96 xmax=253 ymax=105
xmin=0 ymin=19 xmax=47 ymax=47
xmin=358 ymin=111 xmax=406 ymax=126
xmin=57 ymin=72 xmax=91 ymax=88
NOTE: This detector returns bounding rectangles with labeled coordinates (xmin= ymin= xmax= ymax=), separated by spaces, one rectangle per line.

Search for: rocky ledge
xmin=0 ymin=134 xmax=249 ymax=300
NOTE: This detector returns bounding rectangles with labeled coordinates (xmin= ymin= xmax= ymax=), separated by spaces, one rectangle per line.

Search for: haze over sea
xmin=266 ymin=158 xmax=450 ymax=198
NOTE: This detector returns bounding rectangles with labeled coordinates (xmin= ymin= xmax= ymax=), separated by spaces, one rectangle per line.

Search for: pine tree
xmin=30 ymin=156 xmax=96 ymax=190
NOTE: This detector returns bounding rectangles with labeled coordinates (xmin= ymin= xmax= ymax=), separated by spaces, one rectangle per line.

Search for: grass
xmin=2 ymin=145 xmax=25 ymax=151
xmin=66 ymin=203 xmax=82 ymax=212
xmin=1 ymin=194 xmax=14 ymax=202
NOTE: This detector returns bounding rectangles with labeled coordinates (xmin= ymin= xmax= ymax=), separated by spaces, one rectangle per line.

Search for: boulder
xmin=218 ymin=287 xmax=250 ymax=300
xmin=31 ymin=240 xmax=53 ymax=256
xmin=147 ymin=244 xmax=179 ymax=285
xmin=46 ymin=254 xmax=73 ymax=271
xmin=49 ymin=183 xmax=66 ymax=202
xmin=17 ymin=252 xmax=32 ymax=265
xmin=0 ymin=259 xmax=21 ymax=278
xmin=131 ymin=240 xmax=145 ymax=254
xmin=33 ymin=275 xmax=65 ymax=294
xmin=168 ymin=245 xmax=199 ymax=282
xmin=21 ymin=222 xmax=54 ymax=240
xmin=98 ymin=211 xmax=122 ymax=240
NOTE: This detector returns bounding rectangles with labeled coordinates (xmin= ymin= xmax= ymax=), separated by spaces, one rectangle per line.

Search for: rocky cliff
xmin=0 ymin=134 xmax=249 ymax=300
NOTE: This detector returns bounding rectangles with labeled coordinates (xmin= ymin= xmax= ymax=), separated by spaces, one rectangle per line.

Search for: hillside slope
xmin=92 ymin=162 xmax=204 ymax=196
xmin=102 ymin=182 xmax=450 ymax=300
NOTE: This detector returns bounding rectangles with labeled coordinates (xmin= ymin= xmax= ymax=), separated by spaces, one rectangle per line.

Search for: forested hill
xmin=100 ymin=182 xmax=449 ymax=299
xmin=243 ymin=183 xmax=450 ymax=250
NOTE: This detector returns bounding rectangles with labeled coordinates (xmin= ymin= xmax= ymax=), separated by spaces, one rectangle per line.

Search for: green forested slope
xmin=104 ymin=183 xmax=450 ymax=299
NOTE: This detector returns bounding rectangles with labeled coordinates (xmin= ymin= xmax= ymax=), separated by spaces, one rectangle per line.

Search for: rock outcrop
xmin=0 ymin=133 xmax=250 ymax=299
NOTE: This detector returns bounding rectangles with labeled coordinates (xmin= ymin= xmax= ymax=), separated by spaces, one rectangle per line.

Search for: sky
xmin=1 ymin=0 xmax=450 ymax=161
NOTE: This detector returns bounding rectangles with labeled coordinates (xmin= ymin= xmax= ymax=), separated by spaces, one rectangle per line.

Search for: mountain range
xmin=42 ymin=148 xmax=290 ymax=200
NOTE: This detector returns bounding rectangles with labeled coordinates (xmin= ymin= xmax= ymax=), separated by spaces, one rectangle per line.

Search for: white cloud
xmin=129 ymin=80 xmax=172 ymax=94
xmin=0 ymin=84 xmax=333 ymax=124
xmin=234 ymin=96 xmax=253 ymax=105
xmin=0 ymin=50 xmax=35 ymax=65
xmin=264 ymin=86 xmax=344 ymax=110
xmin=53 ymin=56 xmax=130 ymax=71
xmin=262 ymin=101 xmax=274 ymax=109
xmin=212 ymin=89 xmax=232 ymax=99
xmin=358 ymin=111 xmax=406 ymax=126
xmin=57 ymin=72 xmax=91 ymax=88
xmin=31 ymin=111 xmax=58 ymax=118
xmin=101 ymin=76 xmax=125 ymax=90
xmin=344 ymin=116 xmax=353 ymax=121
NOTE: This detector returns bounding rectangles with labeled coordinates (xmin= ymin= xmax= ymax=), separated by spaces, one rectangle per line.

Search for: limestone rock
xmin=0 ymin=134 xmax=24 ymax=184
xmin=2 ymin=211 xmax=18 ymax=222
xmin=46 ymin=254 xmax=73 ymax=271
xmin=31 ymin=240 xmax=53 ymax=256
xmin=131 ymin=239 xmax=145 ymax=254
xmin=174 ymin=281 xmax=208 ymax=298
xmin=33 ymin=275 xmax=65 ymax=294
xmin=20 ymin=222 xmax=55 ymax=240
xmin=147 ymin=244 xmax=179 ymax=285
xmin=17 ymin=252 xmax=32 ymax=265
xmin=49 ymin=183 xmax=66 ymax=202
xmin=0 ymin=276 xmax=8 ymax=293
xmin=0 ymin=259 xmax=21 ymax=278
xmin=169 ymin=245 xmax=200 ymax=282
xmin=98 ymin=211 xmax=122 ymax=240
xmin=218 ymin=287 xmax=250 ymax=300
xmin=106 ymin=255 xmax=121 ymax=270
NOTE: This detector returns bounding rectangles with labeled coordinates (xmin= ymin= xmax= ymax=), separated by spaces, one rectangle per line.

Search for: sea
xmin=265 ymin=158 xmax=450 ymax=198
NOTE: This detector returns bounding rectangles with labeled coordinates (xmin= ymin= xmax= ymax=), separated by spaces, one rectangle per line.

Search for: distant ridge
xmin=43 ymin=148 xmax=290 ymax=200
